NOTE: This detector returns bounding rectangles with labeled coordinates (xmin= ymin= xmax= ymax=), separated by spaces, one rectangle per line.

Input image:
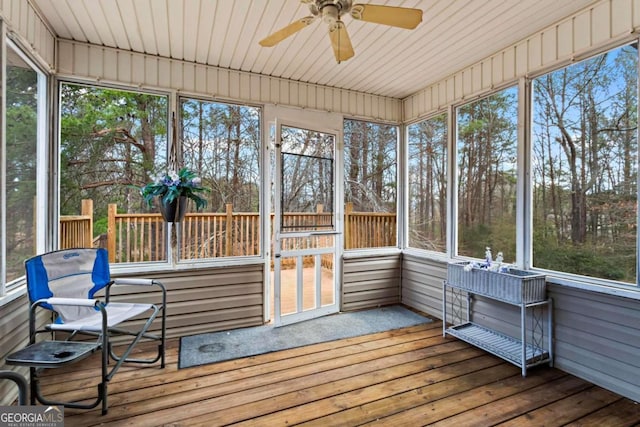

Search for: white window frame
xmin=0 ymin=39 xmax=48 ymax=298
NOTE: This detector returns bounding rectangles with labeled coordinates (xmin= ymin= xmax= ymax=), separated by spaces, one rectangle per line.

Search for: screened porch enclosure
xmin=1 ymin=0 xmax=640 ymax=417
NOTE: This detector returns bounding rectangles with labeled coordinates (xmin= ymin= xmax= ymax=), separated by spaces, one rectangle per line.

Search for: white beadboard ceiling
xmin=31 ymin=0 xmax=597 ymax=99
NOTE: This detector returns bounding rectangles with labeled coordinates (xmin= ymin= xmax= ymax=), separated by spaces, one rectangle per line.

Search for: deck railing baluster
xmin=61 ymin=202 xmax=397 ymax=262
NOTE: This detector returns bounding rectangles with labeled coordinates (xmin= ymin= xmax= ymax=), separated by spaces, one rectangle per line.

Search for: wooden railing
xmin=59 ymin=199 xmax=93 ymax=249
xmin=344 ymin=202 xmax=397 ymax=249
xmin=179 ymin=204 xmax=260 ymax=260
xmin=108 ymin=205 xmax=168 ymax=263
xmin=60 ymin=201 xmax=397 ymax=263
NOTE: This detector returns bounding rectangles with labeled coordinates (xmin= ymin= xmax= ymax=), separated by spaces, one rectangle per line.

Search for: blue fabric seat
xmin=6 ymin=248 xmax=166 ymax=415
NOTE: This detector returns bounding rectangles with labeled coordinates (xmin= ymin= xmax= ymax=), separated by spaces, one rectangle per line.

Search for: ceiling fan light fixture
xmin=322 ymin=4 xmax=339 ymax=26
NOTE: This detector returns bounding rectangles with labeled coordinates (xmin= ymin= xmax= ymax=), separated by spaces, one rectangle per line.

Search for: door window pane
xmin=280 ymin=125 xmax=334 ymax=232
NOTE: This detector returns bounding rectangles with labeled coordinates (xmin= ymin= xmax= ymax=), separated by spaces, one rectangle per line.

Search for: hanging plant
xmin=140 ymin=168 xmax=209 ymax=221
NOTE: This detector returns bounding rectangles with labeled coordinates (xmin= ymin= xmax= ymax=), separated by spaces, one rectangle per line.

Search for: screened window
xmin=1 ymin=44 xmax=46 ymax=294
xmin=407 ymin=113 xmax=448 ymax=252
xmin=180 ymin=98 xmax=261 ymax=259
xmin=343 ymin=119 xmax=398 ymax=249
xmin=532 ymin=43 xmax=638 ymax=283
xmin=59 ymin=83 xmax=168 ymax=263
xmin=456 ymin=87 xmax=518 ymax=262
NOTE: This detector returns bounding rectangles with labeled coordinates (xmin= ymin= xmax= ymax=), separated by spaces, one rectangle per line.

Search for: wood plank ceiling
xmin=32 ymin=0 xmax=598 ymax=99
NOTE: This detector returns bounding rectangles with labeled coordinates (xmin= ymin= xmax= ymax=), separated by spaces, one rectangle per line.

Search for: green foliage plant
xmin=141 ymin=167 xmax=209 ymax=210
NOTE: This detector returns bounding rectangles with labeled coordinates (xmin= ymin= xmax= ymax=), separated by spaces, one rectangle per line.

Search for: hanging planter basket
xmin=158 ymin=196 xmax=188 ymax=223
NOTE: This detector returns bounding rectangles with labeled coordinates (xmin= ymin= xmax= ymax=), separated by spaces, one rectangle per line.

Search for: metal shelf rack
xmin=443 ymin=280 xmax=553 ymax=376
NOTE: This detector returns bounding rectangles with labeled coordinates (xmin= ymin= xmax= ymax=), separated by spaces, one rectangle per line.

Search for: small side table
xmin=6 ymin=340 xmax=104 ymax=411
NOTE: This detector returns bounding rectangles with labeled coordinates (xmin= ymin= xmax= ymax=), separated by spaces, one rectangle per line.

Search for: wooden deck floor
xmin=35 ymin=318 xmax=640 ymax=427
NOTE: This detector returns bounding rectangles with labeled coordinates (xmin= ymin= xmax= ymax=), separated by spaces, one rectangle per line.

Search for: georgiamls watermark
xmin=0 ymin=406 xmax=64 ymax=427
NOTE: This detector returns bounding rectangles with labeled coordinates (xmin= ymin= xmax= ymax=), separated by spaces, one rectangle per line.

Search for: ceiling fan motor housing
xmin=311 ymin=0 xmax=353 ymax=19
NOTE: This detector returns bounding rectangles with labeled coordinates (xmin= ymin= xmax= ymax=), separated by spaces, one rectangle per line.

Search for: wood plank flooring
xmin=33 ymin=318 xmax=640 ymax=426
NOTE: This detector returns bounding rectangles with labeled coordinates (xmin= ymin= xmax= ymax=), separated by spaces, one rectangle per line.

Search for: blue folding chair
xmin=6 ymin=248 xmax=166 ymax=415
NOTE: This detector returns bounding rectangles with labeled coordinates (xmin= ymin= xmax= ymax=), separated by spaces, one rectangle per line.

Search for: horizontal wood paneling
xmin=401 ymin=253 xmax=640 ymax=404
xmin=108 ymin=264 xmax=265 ymax=339
xmin=56 ymin=40 xmax=401 ymax=122
xmin=0 ymin=0 xmax=56 ymax=70
xmin=403 ymin=0 xmax=640 ymax=121
xmin=0 ymin=294 xmax=31 ymax=405
xmin=549 ymin=283 xmax=640 ymax=402
xmin=401 ymin=254 xmax=446 ymax=318
xmin=342 ymin=254 xmax=401 ymax=311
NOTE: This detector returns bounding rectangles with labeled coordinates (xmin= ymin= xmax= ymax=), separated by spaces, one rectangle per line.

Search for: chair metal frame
xmin=6 ymin=248 xmax=166 ymax=415
xmin=0 ymin=370 xmax=28 ymax=405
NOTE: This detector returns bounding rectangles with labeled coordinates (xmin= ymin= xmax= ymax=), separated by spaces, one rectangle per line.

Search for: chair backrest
xmin=24 ymin=248 xmax=111 ymax=322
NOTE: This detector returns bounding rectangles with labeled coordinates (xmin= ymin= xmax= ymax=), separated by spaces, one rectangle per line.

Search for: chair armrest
xmin=40 ymin=297 xmax=99 ymax=307
xmin=111 ymin=278 xmax=166 ymax=294
xmin=107 ymin=279 xmax=166 ymax=307
xmin=112 ymin=278 xmax=156 ymax=286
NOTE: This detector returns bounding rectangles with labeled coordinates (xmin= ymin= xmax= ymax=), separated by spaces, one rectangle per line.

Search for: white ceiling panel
xmin=112 ymin=0 xmax=140 ymax=52
xmin=31 ymin=0 xmax=598 ymax=99
xmin=101 ymin=0 xmax=129 ymax=50
xmin=65 ymin=0 xmax=102 ymax=45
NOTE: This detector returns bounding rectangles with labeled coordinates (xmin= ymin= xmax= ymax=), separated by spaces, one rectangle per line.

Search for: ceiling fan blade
xmin=259 ymin=16 xmax=315 ymax=47
xmin=350 ymin=4 xmax=422 ymax=29
xmin=329 ymin=21 xmax=354 ymax=63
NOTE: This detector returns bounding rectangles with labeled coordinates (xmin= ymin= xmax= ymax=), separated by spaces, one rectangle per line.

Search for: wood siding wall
xmin=0 ymin=295 xmax=30 ymax=405
xmin=0 ymin=0 xmax=56 ymax=70
xmin=112 ymin=264 xmax=265 ymax=339
xmin=403 ymin=0 xmax=640 ymax=121
xmin=342 ymin=254 xmax=401 ymax=311
xmin=402 ymin=254 xmax=445 ymax=317
xmin=401 ymin=254 xmax=640 ymax=403
xmin=550 ymin=284 xmax=640 ymax=402
xmin=56 ymin=40 xmax=401 ymax=123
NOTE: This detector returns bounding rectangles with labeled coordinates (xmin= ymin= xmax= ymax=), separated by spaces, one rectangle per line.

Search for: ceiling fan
xmin=259 ymin=0 xmax=423 ymax=63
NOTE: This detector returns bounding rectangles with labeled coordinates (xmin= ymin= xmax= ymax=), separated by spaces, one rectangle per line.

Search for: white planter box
xmin=447 ymin=261 xmax=546 ymax=304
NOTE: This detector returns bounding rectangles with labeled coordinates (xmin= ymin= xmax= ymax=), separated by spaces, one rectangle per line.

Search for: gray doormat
xmin=179 ymin=305 xmax=431 ymax=369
